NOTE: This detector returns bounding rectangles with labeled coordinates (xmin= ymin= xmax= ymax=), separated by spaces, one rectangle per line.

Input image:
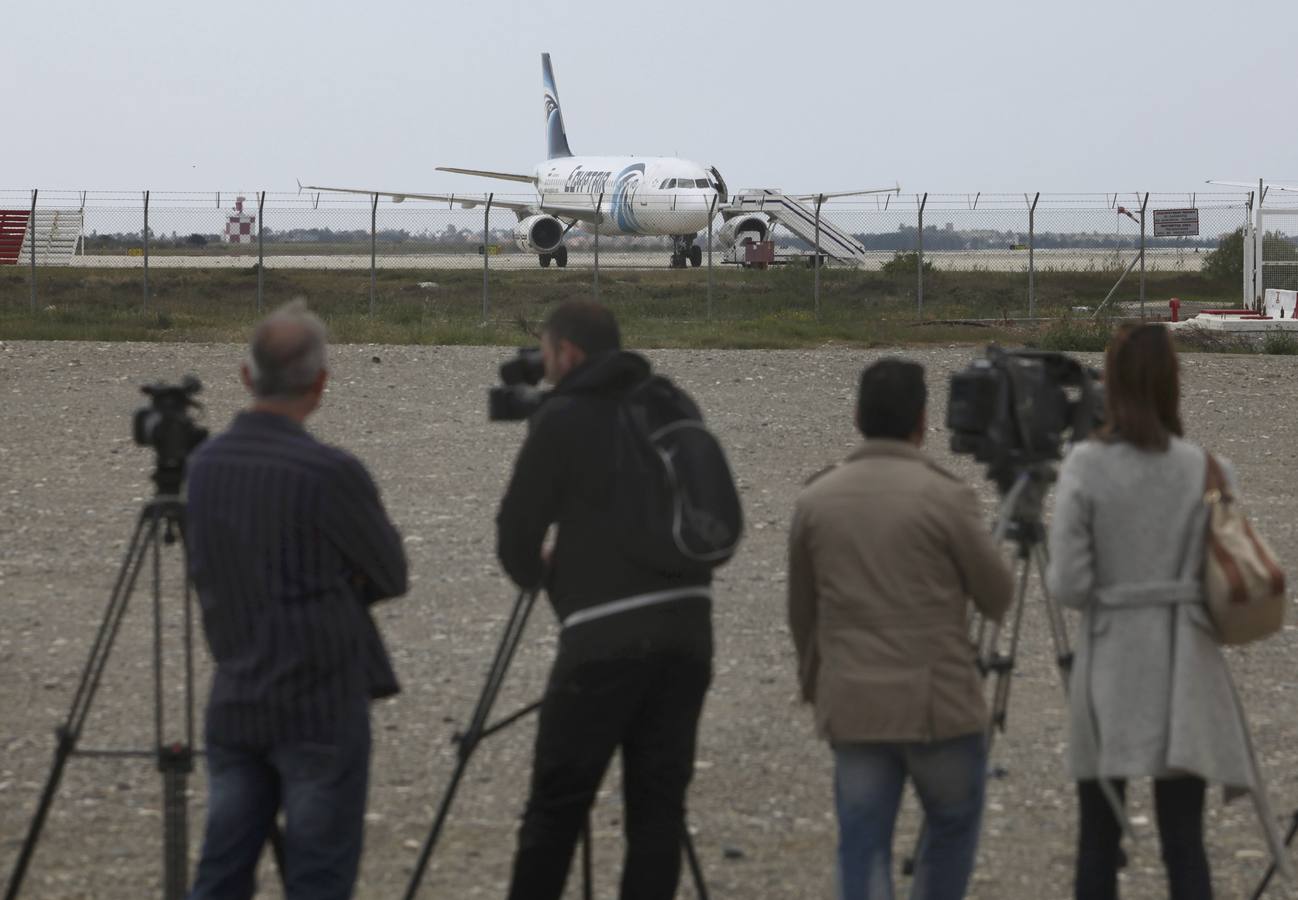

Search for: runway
xmin=56 ymin=247 xmax=1208 ymax=273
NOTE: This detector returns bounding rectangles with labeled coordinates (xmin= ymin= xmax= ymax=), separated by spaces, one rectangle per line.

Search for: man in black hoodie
xmin=497 ymin=301 xmax=713 ymax=900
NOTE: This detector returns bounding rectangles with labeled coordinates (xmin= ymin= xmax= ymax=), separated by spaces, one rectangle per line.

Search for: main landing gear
xmin=539 ymin=246 xmax=568 ymax=268
xmin=670 ymin=234 xmax=702 ymax=269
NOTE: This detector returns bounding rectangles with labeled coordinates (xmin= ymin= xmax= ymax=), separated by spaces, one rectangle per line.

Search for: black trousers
xmin=505 ymin=646 xmax=712 ymax=900
xmin=1076 ymin=776 xmax=1211 ymax=900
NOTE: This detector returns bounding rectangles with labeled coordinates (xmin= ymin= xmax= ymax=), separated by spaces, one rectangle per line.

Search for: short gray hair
xmin=246 ymin=300 xmax=328 ymax=399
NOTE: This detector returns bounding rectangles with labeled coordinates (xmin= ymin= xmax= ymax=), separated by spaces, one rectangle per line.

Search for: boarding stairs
xmin=722 ymin=189 xmax=867 ymax=265
xmin=0 ymin=209 xmax=84 ymax=265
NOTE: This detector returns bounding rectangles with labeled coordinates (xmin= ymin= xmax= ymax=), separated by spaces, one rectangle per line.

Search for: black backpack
xmin=611 ymin=375 xmax=743 ymax=576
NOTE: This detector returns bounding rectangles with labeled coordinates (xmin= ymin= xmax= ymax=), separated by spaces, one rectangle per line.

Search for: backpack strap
xmin=561 ymin=587 xmax=713 ymax=630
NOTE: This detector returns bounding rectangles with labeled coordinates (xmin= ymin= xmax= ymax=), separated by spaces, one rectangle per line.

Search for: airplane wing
xmin=1206 ymin=179 xmax=1298 ymax=193
xmin=299 ymin=181 xmax=531 ymax=211
xmin=298 ymin=181 xmax=604 ymax=223
xmin=787 ymin=185 xmax=901 ymax=202
xmin=436 ymin=166 xmax=535 ymax=184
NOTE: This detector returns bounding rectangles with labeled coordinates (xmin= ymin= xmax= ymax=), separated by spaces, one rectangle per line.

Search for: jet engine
xmin=718 ymin=214 xmax=770 ymax=248
xmin=514 ymin=214 xmax=565 ymax=254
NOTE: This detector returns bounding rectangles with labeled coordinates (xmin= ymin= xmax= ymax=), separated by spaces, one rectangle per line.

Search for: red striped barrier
xmin=0 ymin=210 xmax=31 ymax=265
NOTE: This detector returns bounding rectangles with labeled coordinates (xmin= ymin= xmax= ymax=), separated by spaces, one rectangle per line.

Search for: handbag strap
xmin=1204 ymin=451 xmax=1233 ymax=505
xmin=1175 ymin=448 xmax=1223 ymax=580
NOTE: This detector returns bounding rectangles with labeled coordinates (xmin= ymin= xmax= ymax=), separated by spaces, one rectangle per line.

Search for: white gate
xmin=1256 ymin=203 xmax=1298 ymax=300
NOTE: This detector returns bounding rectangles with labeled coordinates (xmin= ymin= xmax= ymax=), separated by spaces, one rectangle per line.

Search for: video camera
xmin=947 ymin=346 xmax=1103 ymax=493
xmin=133 ymin=376 xmax=208 ymax=495
xmin=488 ymin=348 xmax=547 ymax=422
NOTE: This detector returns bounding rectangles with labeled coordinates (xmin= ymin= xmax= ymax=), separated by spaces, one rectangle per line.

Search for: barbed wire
xmin=2 ymin=189 xmax=1289 ymax=210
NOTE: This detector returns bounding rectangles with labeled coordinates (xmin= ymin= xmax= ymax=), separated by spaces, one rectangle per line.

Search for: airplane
xmin=302 ymin=54 xmax=896 ymax=269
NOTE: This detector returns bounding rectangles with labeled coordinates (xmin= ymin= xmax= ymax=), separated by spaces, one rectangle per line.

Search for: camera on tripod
xmin=947 ymin=346 xmax=1104 ymax=492
xmin=488 ymin=347 xmax=548 ymax=421
xmin=133 ymin=376 xmax=209 ymax=494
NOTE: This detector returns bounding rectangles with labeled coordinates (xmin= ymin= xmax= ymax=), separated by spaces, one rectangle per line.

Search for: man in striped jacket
xmin=186 ymin=300 xmax=407 ymax=900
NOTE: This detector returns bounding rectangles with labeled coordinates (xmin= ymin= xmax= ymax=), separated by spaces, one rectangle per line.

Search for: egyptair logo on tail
xmin=544 ymin=92 xmax=559 ymax=120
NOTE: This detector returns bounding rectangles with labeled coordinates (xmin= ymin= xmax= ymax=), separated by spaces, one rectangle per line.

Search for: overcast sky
xmin=7 ymin=0 xmax=1296 ymax=197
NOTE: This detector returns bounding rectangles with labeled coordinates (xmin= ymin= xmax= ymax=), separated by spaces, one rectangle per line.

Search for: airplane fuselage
xmin=534 ymin=156 xmax=724 ymax=237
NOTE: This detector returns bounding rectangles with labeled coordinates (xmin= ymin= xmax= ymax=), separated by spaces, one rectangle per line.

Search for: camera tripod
xmin=977 ymin=465 xmax=1074 ymax=761
xmin=903 ymin=464 xmax=1130 ymax=876
xmin=5 ymin=492 xmax=199 ymax=900
xmin=402 ymin=587 xmax=711 ymax=900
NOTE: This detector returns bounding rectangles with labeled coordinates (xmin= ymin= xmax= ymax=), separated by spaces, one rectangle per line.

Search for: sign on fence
xmin=1153 ymin=208 xmax=1200 ymax=237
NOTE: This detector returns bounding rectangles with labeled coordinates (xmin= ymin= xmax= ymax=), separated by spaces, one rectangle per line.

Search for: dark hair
xmin=1100 ymin=323 xmax=1182 ymax=451
xmin=857 ymin=358 xmax=926 ymax=440
xmin=542 ymin=301 xmax=621 ymax=356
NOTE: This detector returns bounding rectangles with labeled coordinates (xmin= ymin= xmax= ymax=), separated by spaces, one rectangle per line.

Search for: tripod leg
xmin=402 ymin=590 xmax=539 ymax=900
xmin=3 ymin=731 xmax=76 ymax=900
xmin=177 ymin=510 xmax=197 ymax=753
xmin=150 ymin=519 xmax=190 ymax=900
xmin=580 ymin=816 xmax=594 ymax=900
xmin=65 ymin=510 xmax=156 ymax=730
xmin=988 ymin=553 xmax=1032 ymax=746
xmin=1033 ymin=544 xmax=1073 ymax=685
xmin=1249 ymin=810 xmax=1298 ymax=900
xmin=972 ymin=612 xmax=998 ymax=677
xmin=682 ymin=823 xmax=710 ymax=900
xmin=4 ymin=511 xmax=157 ymax=900
xmin=161 ymin=748 xmax=191 ymax=900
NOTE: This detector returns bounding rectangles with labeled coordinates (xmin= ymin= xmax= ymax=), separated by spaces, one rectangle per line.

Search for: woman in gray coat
xmin=1046 ymin=323 xmax=1286 ymax=899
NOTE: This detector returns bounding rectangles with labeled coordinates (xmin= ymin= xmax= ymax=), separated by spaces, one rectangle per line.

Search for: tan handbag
xmin=1203 ymin=452 xmax=1286 ymax=644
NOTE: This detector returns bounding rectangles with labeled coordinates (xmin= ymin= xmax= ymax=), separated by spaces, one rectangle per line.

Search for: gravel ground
xmin=3 ymin=340 xmax=1298 ymax=899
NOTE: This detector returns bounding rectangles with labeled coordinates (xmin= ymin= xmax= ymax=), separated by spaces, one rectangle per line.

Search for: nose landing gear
xmin=670 ymin=234 xmax=702 ymax=269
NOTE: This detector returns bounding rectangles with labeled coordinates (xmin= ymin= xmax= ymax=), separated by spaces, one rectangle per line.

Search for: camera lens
xmin=499 ymin=348 xmax=545 ymax=386
xmin=133 ymin=408 xmax=160 ymax=447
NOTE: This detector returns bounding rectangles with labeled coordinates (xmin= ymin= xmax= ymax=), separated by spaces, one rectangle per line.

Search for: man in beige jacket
xmin=787 ymin=358 xmax=1013 ymax=900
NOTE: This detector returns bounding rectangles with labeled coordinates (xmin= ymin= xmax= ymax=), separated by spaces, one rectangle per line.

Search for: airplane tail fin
xmin=542 ymin=53 xmax=573 ymax=160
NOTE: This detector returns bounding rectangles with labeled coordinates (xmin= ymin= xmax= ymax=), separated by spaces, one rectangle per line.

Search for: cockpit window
xmin=696 ymin=179 xmax=709 ymax=188
xmin=664 ymin=179 xmax=676 ymax=189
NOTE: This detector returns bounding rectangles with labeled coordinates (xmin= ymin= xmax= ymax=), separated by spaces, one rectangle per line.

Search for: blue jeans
xmin=188 ymin=711 xmax=371 ymax=900
xmin=834 ymin=733 xmax=988 ymax=900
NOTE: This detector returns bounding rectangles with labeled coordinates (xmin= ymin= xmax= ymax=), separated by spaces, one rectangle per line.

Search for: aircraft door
xmin=709 ymin=166 xmax=729 ymax=204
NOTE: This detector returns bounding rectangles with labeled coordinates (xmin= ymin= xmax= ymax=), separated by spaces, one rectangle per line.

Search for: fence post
xmin=916 ymin=192 xmax=928 ymax=316
xmin=1138 ymin=192 xmax=1148 ymax=318
xmin=813 ymin=195 xmax=823 ymax=321
xmin=706 ymin=194 xmax=716 ymax=321
xmin=1243 ymin=192 xmax=1254 ymax=307
xmin=1027 ymin=192 xmax=1039 ymax=318
xmin=593 ymin=191 xmax=603 ymax=302
xmin=1254 ymin=178 xmax=1266 ymax=308
xmin=482 ymin=193 xmax=493 ymax=323
xmin=370 ymin=193 xmax=378 ymax=317
xmin=143 ymin=190 xmax=150 ymax=312
xmin=28 ymin=189 xmax=37 ymax=312
xmin=257 ymin=191 xmax=265 ymax=313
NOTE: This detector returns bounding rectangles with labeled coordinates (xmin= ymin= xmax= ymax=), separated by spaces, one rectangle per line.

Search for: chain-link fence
xmin=0 ymin=188 xmax=1263 ymax=321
